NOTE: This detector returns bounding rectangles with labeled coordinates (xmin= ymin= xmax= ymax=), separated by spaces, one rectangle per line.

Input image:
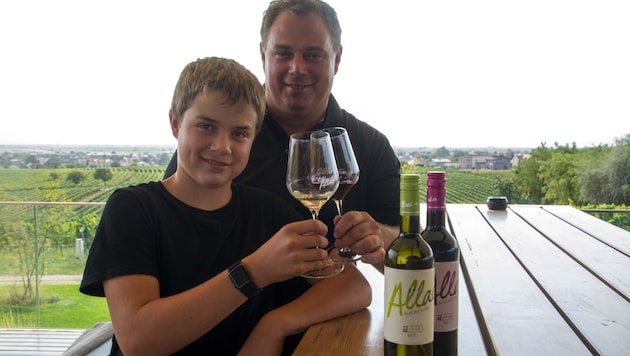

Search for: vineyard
xmin=0 ymin=166 xmax=509 ymax=205
xmin=0 ymin=166 xmax=165 ymax=203
xmin=0 ymin=165 xmax=511 ymax=249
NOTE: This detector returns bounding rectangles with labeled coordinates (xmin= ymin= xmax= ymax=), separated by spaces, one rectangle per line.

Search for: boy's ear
xmin=169 ymin=111 xmax=180 ymax=139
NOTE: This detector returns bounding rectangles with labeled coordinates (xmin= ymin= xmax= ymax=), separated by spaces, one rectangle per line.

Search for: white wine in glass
xmin=287 ymin=130 xmax=344 ymax=278
xmin=325 ymin=127 xmax=361 ymax=263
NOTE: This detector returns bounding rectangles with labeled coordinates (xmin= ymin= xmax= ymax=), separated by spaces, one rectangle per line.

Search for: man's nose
xmin=288 ymin=55 xmax=306 ymax=74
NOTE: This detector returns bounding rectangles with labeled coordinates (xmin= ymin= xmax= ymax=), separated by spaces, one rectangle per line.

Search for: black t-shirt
xmin=80 ymin=182 xmax=302 ymax=355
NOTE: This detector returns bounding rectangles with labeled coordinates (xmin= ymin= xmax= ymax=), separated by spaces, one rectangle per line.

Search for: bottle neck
xmin=426 ymin=209 xmax=446 ymax=230
xmin=400 ymin=192 xmax=421 ymax=234
xmin=401 ymin=214 xmax=421 ymax=234
xmin=426 ymin=183 xmax=446 ymax=230
xmin=400 ymin=174 xmax=421 ymax=235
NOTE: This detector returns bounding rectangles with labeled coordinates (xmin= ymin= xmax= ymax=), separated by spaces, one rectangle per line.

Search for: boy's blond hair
xmin=170 ymin=57 xmax=265 ymax=133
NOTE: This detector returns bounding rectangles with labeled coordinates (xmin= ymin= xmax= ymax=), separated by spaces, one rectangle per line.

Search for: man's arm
xmin=239 ymin=263 xmax=372 ymax=354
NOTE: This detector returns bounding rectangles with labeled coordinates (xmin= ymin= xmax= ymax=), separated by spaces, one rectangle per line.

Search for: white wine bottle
xmin=384 ymin=174 xmax=435 ymax=356
xmin=422 ymin=171 xmax=459 ymax=355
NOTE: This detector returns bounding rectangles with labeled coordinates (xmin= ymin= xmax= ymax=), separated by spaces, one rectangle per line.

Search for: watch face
xmin=231 ymin=265 xmax=251 ymax=288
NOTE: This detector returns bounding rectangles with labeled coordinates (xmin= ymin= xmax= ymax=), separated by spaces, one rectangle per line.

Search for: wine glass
xmin=325 ymin=127 xmax=361 ymax=263
xmin=287 ymin=130 xmax=344 ymax=278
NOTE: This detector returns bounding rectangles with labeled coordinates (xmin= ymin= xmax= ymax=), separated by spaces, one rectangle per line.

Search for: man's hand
xmin=332 ymin=211 xmax=398 ymax=272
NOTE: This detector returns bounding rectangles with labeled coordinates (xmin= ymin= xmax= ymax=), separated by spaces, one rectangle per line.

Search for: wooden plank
xmin=489 ymin=205 xmax=630 ymax=355
xmin=511 ymin=205 xmax=630 ymax=299
xmin=447 ymin=204 xmax=591 ymax=355
xmin=293 ymin=262 xmax=383 ymax=356
xmin=454 ymin=263 xmax=486 ymax=355
xmin=443 ymin=210 xmax=487 ymax=355
xmin=542 ymin=205 xmax=630 ymax=255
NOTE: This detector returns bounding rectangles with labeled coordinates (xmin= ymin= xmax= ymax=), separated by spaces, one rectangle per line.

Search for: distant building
xmin=486 ymin=157 xmax=512 ymax=170
xmin=430 ymin=158 xmax=452 ymax=168
xmin=458 ymin=155 xmax=512 ymax=170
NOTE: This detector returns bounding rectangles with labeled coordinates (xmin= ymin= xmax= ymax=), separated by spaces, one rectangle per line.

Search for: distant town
xmin=0 ymin=144 xmax=532 ymax=170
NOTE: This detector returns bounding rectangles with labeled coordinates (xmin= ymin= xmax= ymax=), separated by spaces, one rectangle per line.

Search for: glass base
xmin=301 ymin=261 xmax=344 ymax=279
xmin=330 ymin=248 xmax=361 ymax=264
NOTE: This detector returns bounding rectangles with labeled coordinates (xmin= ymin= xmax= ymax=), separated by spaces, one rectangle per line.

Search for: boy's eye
xmin=199 ymin=123 xmax=214 ymax=131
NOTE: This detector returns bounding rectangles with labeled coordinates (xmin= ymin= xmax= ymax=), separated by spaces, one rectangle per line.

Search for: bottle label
xmin=384 ymin=267 xmax=435 ymax=345
xmin=426 ymin=186 xmax=446 ymax=211
xmin=434 ymin=261 xmax=459 ymax=332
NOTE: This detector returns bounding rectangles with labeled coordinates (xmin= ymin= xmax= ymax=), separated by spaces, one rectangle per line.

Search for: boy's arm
xmin=238 ymin=263 xmax=372 ymax=355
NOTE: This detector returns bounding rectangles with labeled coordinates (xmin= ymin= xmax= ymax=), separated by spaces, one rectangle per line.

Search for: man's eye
xmin=305 ymin=52 xmax=325 ymax=60
xmin=274 ymin=51 xmax=292 ymax=58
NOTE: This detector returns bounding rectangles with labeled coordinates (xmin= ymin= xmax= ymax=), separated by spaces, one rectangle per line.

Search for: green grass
xmin=0 ymin=247 xmax=88 ymax=275
xmin=0 ymin=284 xmax=109 ymax=328
xmin=1 ymin=246 xmax=107 ymax=329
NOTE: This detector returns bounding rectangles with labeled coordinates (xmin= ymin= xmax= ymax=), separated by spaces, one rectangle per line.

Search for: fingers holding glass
xmin=287 ymin=130 xmax=344 ymax=278
xmin=324 ymin=127 xmax=361 ymax=263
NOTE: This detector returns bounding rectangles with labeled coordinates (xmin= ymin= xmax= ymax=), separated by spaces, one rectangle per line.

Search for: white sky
xmin=1 ymin=0 xmax=628 ymax=149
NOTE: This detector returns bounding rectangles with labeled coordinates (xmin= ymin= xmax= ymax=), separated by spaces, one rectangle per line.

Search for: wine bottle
xmin=421 ymin=171 xmax=459 ymax=356
xmin=384 ymin=174 xmax=435 ymax=356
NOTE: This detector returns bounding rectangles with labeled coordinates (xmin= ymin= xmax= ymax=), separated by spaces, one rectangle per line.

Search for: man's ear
xmin=334 ymin=45 xmax=343 ymax=74
xmin=169 ymin=111 xmax=180 ymax=139
xmin=260 ymin=42 xmax=266 ymax=70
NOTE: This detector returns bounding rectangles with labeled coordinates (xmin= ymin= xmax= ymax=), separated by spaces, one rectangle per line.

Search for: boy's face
xmin=170 ymin=90 xmax=257 ymax=190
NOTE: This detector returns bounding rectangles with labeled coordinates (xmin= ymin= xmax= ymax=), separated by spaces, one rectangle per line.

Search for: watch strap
xmin=228 ymin=260 xmax=262 ymax=298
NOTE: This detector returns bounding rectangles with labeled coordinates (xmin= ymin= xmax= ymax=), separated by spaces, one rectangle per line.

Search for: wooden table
xmin=294 ymin=204 xmax=630 ymax=355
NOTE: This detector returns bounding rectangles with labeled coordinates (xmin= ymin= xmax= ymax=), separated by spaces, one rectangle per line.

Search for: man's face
xmin=170 ymin=90 xmax=257 ymax=191
xmin=261 ymin=11 xmax=341 ymax=121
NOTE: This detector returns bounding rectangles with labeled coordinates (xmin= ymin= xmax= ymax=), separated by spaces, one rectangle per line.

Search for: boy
xmin=80 ymin=57 xmax=371 ymax=355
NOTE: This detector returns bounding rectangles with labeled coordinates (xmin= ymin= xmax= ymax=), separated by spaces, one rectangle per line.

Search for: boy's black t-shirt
xmin=80 ymin=182 xmax=303 ymax=355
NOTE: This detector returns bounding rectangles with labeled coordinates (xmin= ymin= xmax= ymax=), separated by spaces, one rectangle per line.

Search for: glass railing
xmin=0 ymin=201 xmax=109 ymax=329
xmin=1 ymin=201 xmax=628 ymax=330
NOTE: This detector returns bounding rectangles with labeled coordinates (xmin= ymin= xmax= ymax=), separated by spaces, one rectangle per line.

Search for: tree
xmin=539 ymin=151 xmax=580 ymax=204
xmin=513 ymin=143 xmax=552 ymax=203
xmin=25 ymin=154 xmax=38 ymax=167
xmin=94 ymin=168 xmax=113 ymax=188
xmin=494 ymin=176 xmax=521 ymax=203
xmin=66 ymin=170 xmax=86 ymax=185
xmin=431 ymin=146 xmax=451 ymax=159
xmin=580 ymin=135 xmax=630 ymax=205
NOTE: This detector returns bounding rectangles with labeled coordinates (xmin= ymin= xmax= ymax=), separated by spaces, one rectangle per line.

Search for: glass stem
xmin=335 ymin=199 xmax=354 ymax=255
xmin=335 ymin=199 xmax=343 ymax=215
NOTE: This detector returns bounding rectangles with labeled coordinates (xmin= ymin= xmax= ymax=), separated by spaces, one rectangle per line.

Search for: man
xmin=165 ymin=0 xmax=400 ymax=271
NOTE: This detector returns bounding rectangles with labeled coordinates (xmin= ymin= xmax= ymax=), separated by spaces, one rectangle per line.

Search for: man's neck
xmin=268 ymin=108 xmax=326 ymax=136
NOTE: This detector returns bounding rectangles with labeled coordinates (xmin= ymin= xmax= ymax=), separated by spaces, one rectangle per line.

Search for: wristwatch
xmin=227 ymin=260 xmax=262 ymax=298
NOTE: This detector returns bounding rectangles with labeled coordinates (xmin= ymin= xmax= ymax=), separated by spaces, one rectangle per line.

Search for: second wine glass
xmin=325 ymin=127 xmax=361 ymax=263
xmin=287 ymin=130 xmax=344 ymax=278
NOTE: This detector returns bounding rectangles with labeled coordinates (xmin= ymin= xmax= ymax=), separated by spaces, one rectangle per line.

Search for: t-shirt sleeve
xmin=363 ymin=132 xmax=401 ymax=227
xmin=80 ymin=188 xmax=160 ymax=296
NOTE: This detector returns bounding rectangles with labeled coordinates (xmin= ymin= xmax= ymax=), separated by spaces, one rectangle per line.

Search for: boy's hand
xmin=243 ymin=219 xmax=331 ymax=287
